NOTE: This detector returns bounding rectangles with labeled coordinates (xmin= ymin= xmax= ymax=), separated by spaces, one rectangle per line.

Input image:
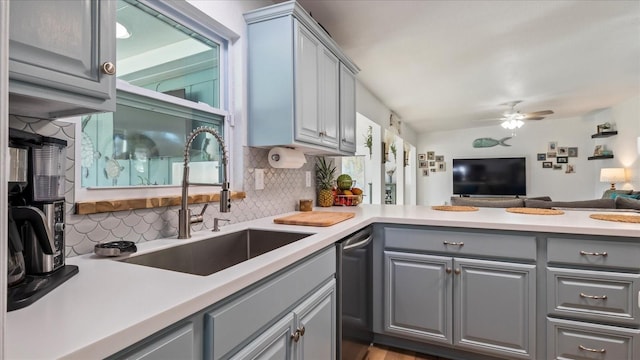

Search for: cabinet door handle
xmin=318 ymin=131 xmax=326 ymax=137
xmin=454 ymin=268 xmax=461 ymax=275
xmin=579 ymin=344 xmax=606 ymax=353
xmin=298 ymin=325 xmax=306 ymax=336
xmin=291 ymin=330 xmax=301 ymax=342
xmin=580 ymin=250 xmax=608 ymax=257
xmin=101 ymin=62 xmax=116 ymax=75
xmin=443 ymin=241 xmax=464 ymax=247
xmin=580 ymin=292 xmax=608 ymax=300
xmin=445 ymin=267 xmax=452 ymax=274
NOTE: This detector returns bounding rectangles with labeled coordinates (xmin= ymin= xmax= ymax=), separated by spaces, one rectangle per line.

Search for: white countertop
xmin=7 ymin=205 xmax=639 ymax=359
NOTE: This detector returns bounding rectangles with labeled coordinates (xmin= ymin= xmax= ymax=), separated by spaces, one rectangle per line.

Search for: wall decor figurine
xmin=472 ymin=137 xmax=511 ymax=148
xmin=565 ymin=164 xmax=575 ymax=173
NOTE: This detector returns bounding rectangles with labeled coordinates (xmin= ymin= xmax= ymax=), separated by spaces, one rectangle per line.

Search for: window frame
xmin=75 ymin=0 xmax=234 ymax=202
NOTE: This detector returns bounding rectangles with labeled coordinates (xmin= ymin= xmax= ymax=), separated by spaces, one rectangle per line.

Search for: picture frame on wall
xmin=548 ymin=141 xmax=557 ymax=152
xmin=435 ymin=155 xmax=444 ymax=162
xmin=558 ymin=147 xmax=568 ymax=156
xmin=437 ymin=162 xmax=446 ymax=171
xmin=419 ymin=161 xmax=428 ymax=168
xmin=568 ymin=147 xmax=578 ymax=157
xmin=427 ymin=151 xmax=435 ymax=160
xmin=557 ymin=156 xmax=568 ymax=163
xmin=429 ymin=161 xmax=436 ymax=167
xmin=542 ymin=162 xmax=552 ymax=168
xmin=553 ymin=164 xmax=563 ymax=170
xmin=537 ymin=153 xmax=546 ymax=161
xmin=418 ymin=153 xmax=426 ymax=161
xmin=422 ymin=169 xmax=429 ymax=176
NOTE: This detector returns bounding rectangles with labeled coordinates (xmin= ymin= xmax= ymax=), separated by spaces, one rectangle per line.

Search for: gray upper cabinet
xmin=9 ymin=0 xmax=116 ymax=119
xmin=245 ymin=1 xmax=359 ymax=155
xmin=339 ymin=63 xmax=357 ymax=153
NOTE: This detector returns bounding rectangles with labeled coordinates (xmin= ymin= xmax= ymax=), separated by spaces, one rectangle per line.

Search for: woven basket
xmin=506 ymin=207 xmax=564 ymax=215
xmin=432 ymin=205 xmax=479 ymax=212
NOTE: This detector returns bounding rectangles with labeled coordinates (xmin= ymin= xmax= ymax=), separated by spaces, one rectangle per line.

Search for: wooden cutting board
xmin=274 ymin=211 xmax=356 ymax=227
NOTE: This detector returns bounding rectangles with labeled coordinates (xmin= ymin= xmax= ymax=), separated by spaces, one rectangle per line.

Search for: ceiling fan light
xmin=501 ymin=119 xmax=524 ymax=130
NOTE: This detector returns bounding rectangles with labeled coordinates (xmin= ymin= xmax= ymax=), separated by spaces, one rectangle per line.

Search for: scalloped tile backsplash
xmin=10 ymin=115 xmax=316 ymax=257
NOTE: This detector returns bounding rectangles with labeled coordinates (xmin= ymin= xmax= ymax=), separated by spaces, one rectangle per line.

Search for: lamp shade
xmin=600 ymin=168 xmax=626 ymax=190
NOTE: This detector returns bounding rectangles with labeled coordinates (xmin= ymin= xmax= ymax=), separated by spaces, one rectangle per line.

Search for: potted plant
xmin=363 ymin=126 xmax=373 ymax=158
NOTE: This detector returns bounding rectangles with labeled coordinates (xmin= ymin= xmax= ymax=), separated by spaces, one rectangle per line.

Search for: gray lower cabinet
xmin=548 ymin=318 xmax=640 ymax=360
xmin=230 ymin=279 xmax=336 ymax=360
xmin=546 ymin=236 xmax=640 ymax=360
xmin=8 ymin=0 xmax=116 ymax=118
xmin=383 ymin=251 xmax=536 ymax=359
xmin=110 ymin=247 xmax=336 ymax=360
xmin=377 ymin=225 xmax=537 ymax=360
xmin=116 ymin=323 xmax=196 ymax=360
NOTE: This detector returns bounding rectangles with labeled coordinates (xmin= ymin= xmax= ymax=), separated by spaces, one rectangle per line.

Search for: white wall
xmin=417 ymin=95 xmax=640 ymax=206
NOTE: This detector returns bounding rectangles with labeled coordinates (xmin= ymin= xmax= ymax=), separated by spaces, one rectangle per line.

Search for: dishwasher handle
xmin=343 ymin=228 xmax=373 ymax=251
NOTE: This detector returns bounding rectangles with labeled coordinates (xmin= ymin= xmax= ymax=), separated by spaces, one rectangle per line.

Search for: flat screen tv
xmin=452 ymin=157 xmax=526 ymax=196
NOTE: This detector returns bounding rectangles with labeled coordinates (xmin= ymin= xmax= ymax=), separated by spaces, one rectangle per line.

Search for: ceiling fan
xmin=481 ymin=101 xmax=554 ymax=129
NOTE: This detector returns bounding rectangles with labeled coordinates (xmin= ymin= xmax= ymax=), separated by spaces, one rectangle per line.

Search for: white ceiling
xmin=295 ymin=0 xmax=640 ymax=133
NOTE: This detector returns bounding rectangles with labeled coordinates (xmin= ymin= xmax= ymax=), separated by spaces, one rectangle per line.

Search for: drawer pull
xmin=580 ymin=292 xmax=608 ymax=300
xmin=579 ymin=344 xmax=606 ymax=353
xmin=443 ymin=241 xmax=464 ymax=247
xmin=445 ymin=267 xmax=452 ymax=274
xmin=579 ymin=250 xmax=608 ymax=257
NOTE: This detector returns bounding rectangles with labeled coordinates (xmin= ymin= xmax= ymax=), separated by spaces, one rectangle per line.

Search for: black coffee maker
xmin=7 ymin=128 xmax=78 ymax=311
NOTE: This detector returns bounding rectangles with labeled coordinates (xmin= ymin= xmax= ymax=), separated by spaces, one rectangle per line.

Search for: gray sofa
xmin=450 ymin=190 xmax=640 ymax=210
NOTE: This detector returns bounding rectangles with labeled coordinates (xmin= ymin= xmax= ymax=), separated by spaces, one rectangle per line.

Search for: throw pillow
xmin=603 ymin=189 xmax=633 ymax=199
xmin=610 ymin=193 xmax=640 ymax=200
xmin=615 ymin=196 xmax=640 ymax=210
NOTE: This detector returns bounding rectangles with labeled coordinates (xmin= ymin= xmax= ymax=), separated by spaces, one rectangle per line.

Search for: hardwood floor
xmin=366 ymin=344 xmax=450 ymax=360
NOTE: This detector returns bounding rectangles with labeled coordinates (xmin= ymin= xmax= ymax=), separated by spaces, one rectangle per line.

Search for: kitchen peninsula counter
xmin=6 ymin=205 xmax=639 ymax=359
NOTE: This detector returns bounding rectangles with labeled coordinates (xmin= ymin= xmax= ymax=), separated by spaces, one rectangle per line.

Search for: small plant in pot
xmin=315 ymin=157 xmax=336 ymax=207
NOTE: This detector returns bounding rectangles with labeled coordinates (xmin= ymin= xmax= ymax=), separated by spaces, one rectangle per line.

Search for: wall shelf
xmin=587 ymin=155 xmax=614 ymax=160
xmin=591 ymin=131 xmax=618 ymax=138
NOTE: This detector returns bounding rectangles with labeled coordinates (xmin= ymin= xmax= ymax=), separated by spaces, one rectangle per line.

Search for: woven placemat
xmin=590 ymin=214 xmax=640 ymax=223
xmin=506 ymin=207 xmax=564 ymax=215
xmin=432 ymin=205 xmax=479 ymax=212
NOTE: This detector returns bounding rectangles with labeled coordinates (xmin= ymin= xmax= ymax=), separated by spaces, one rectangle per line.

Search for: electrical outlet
xmin=255 ymin=169 xmax=264 ymax=190
xmin=305 ymin=171 xmax=311 ymax=187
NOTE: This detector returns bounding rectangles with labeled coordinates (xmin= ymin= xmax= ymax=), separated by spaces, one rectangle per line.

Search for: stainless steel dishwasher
xmin=336 ymin=226 xmax=373 ymax=360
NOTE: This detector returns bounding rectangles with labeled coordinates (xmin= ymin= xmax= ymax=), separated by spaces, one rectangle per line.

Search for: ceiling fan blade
xmin=524 ymin=116 xmax=545 ymax=121
xmin=526 ymin=110 xmax=554 ymax=116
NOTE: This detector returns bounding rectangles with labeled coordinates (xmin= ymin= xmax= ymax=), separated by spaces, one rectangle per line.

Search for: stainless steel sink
xmin=120 ymin=229 xmax=312 ymax=276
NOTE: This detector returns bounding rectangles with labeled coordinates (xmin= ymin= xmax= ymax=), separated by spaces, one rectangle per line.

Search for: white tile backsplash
xmin=10 ymin=116 xmax=316 ymax=257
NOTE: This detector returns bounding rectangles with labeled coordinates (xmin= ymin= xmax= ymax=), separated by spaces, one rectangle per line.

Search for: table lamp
xmin=600 ymin=168 xmax=626 ymax=190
